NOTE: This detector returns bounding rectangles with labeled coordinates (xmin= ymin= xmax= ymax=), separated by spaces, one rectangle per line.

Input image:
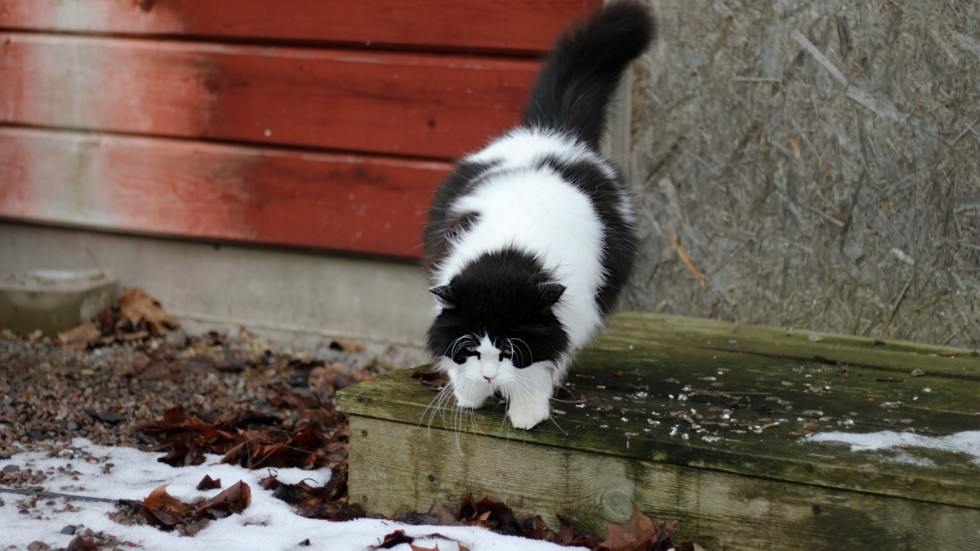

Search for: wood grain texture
xmin=0 ymin=33 xmax=537 ymax=159
xmin=0 ymin=127 xmax=450 ymax=257
xmin=0 ymin=0 xmax=600 ymax=54
xmin=349 ymin=416 xmax=980 ymax=550
xmin=338 ymin=313 xmax=980 ymax=548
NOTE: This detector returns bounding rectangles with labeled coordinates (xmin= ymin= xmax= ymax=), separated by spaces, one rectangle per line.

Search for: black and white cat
xmin=422 ymin=1 xmax=655 ymax=429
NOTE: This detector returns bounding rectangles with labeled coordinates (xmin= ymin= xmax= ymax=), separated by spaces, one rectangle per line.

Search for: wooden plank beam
xmin=348 ymin=415 xmax=980 ymax=550
xmin=0 ymin=33 xmax=537 ymax=159
xmin=0 ymin=127 xmax=450 ymax=258
xmin=338 ymin=313 xmax=980 ymax=549
xmin=0 ymin=0 xmax=600 ymax=54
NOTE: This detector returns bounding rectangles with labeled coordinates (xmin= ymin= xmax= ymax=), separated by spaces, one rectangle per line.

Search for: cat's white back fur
xmin=432 ymin=129 xmax=610 ymax=350
xmin=431 ymin=129 xmax=620 ymax=429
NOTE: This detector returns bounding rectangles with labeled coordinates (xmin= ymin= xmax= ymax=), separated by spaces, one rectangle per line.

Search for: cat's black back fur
xmin=523 ymin=0 xmax=655 ymax=147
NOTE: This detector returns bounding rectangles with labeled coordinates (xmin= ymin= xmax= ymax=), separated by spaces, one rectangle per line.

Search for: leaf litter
xmin=1 ymin=288 xmax=704 ymax=550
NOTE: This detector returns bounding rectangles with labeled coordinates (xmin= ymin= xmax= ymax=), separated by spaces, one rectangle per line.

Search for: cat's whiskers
xmin=445 ymin=334 xmax=477 ymax=361
xmin=545 ymin=407 xmax=568 ymax=435
xmin=419 ymin=380 xmax=454 ymax=432
xmin=506 ymin=337 xmax=533 ymax=367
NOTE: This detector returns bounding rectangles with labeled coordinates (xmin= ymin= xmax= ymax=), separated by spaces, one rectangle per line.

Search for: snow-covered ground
xmin=1 ymin=439 xmax=578 ymax=550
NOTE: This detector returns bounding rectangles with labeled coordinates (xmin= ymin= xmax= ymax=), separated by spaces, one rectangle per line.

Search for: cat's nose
xmin=483 ymin=375 xmax=493 ymax=383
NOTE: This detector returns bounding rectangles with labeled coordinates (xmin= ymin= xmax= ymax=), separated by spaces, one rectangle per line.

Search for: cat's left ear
xmin=429 ymin=285 xmax=456 ymax=308
xmin=537 ymin=282 xmax=565 ymax=307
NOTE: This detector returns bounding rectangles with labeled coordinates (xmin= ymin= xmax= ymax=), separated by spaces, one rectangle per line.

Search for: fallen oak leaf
xmin=376 ymin=532 xmax=471 ymax=551
xmin=462 ymin=495 xmax=520 ymax=535
xmin=57 ymin=321 xmax=101 ymax=350
xmin=370 ymin=529 xmax=414 ymax=549
xmin=260 ymin=472 xmax=365 ymax=521
xmin=124 ymin=481 xmax=252 ymax=531
xmin=138 ymin=406 xmax=239 ymax=466
xmin=135 ymin=485 xmax=194 ymax=529
xmin=196 ymin=474 xmax=221 ymax=491
xmin=194 ymin=480 xmax=251 ymax=519
xmin=598 ymin=506 xmax=676 ymax=551
xmin=114 ymin=287 xmax=179 ymax=336
xmin=66 ymin=535 xmax=88 ymax=551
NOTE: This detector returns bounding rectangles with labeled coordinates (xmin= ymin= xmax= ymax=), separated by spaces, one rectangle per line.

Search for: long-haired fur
xmin=422 ymin=1 xmax=655 ymax=429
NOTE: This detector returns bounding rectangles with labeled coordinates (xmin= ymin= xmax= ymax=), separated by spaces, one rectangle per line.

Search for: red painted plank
xmin=0 ymin=34 xmax=536 ymax=160
xmin=0 ymin=0 xmax=600 ymax=54
xmin=0 ymin=127 xmax=450 ymax=258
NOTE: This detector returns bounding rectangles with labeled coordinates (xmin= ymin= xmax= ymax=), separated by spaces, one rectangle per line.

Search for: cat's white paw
xmin=507 ymin=399 xmax=550 ymax=430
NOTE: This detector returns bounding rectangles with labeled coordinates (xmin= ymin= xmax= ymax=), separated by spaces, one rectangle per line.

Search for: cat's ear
xmin=429 ymin=285 xmax=456 ymax=308
xmin=536 ymin=282 xmax=565 ymax=307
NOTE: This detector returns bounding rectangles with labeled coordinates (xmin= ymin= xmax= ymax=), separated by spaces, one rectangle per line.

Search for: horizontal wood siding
xmin=0 ymin=34 xmax=538 ymax=159
xmin=0 ymin=1 xmax=600 ymax=257
xmin=0 ymin=127 xmax=450 ymax=257
xmin=0 ymin=0 xmax=595 ymax=53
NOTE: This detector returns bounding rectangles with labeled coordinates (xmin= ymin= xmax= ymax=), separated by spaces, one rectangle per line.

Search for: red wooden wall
xmin=0 ymin=0 xmax=599 ymax=259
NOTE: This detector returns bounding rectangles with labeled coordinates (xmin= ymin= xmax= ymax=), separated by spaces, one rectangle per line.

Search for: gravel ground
xmin=0 ymin=309 xmax=702 ymax=551
xmin=0 ymin=326 xmax=418 ymax=464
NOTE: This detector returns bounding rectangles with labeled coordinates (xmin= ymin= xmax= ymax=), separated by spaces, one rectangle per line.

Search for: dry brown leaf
xmin=57 ymin=320 xmax=101 ymax=349
xmin=196 ymin=475 xmax=221 ymax=491
xmin=139 ymin=484 xmax=193 ymax=528
xmin=114 ymin=287 xmax=179 ymax=335
xmin=194 ymin=480 xmax=251 ymax=519
xmin=370 ymin=530 xmax=415 ymax=549
xmin=599 ymin=506 xmax=676 ymax=551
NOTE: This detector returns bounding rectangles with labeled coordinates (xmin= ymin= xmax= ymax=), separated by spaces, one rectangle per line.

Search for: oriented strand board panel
xmin=0 ymin=127 xmax=450 ymax=257
xmin=0 ymin=0 xmax=598 ymax=54
xmin=338 ymin=313 xmax=980 ymax=550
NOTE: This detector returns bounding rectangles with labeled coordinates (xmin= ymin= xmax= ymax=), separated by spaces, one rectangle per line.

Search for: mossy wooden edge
xmin=337 ymin=363 xmax=980 ymax=511
xmin=337 ymin=312 xmax=980 ymax=545
xmin=346 ymin=415 xmax=980 ymax=550
xmin=611 ymin=313 xmax=980 ymax=378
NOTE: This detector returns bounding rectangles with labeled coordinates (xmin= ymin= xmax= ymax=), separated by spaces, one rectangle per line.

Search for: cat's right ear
xmin=429 ymin=285 xmax=456 ymax=308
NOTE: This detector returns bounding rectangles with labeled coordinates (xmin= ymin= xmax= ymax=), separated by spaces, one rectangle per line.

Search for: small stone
xmin=60 ymin=525 xmax=76 ymax=535
xmin=27 ymin=542 xmax=50 ymax=551
xmin=2 ymin=465 xmax=20 ymax=474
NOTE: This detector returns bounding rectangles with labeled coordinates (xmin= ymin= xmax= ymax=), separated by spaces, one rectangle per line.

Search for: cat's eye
xmin=499 ymin=346 xmax=527 ymax=368
xmin=452 ymin=346 xmax=480 ymax=364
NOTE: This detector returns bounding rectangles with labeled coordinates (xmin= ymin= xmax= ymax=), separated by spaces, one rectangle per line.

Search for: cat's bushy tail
xmin=522 ymin=1 xmax=655 ymax=148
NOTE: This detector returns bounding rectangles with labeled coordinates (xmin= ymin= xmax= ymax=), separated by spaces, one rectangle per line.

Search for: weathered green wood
xmin=338 ymin=313 xmax=980 ymax=548
xmin=609 ymin=312 xmax=979 ymax=378
xmin=348 ymin=416 xmax=980 ymax=550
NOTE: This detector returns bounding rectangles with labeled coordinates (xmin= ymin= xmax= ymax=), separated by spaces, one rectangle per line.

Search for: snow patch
xmin=805 ymin=430 xmax=980 ymax=465
xmin=0 ymin=439 xmax=578 ymax=550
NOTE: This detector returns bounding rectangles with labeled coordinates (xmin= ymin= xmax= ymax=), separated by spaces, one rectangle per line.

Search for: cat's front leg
xmin=505 ymin=363 xmax=553 ymax=429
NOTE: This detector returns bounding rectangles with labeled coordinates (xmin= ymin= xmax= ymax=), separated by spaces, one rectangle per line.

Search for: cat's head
xmin=426 ymin=251 xmax=570 ymax=384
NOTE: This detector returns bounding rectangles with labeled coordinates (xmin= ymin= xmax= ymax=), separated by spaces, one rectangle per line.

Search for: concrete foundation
xmin=0 ymin=222 xmax=432 ymax=348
